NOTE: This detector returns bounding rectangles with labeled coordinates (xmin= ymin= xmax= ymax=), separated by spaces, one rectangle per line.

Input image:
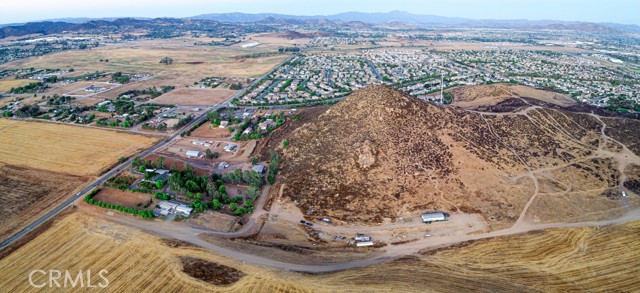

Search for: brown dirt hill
xmin=277 ymin=85 xmax=640 ymax=229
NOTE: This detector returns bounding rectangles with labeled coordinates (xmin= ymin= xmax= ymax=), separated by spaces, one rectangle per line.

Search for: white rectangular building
xmin=421 ymin=212 xmax=447 ymax=223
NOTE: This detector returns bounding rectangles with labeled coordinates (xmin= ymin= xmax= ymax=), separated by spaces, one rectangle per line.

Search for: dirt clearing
xmin=180 ymin=256 xmax=244 ymax=286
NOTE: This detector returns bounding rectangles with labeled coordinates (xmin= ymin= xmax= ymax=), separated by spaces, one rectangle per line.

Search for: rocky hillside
xmin=277 ymin=85 xmax=640 ymax=229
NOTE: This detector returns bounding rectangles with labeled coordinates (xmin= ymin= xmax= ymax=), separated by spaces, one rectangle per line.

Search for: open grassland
xmin=151 ymin=88 xmax=236 ymax=106
xmin=0 ymin=40 xmax=289 ymax=79
xmin=1 ymin=211 xmax=639 ymax=292
xmin=0 ymin=212 xmax=311 ymax=292
xmin=0 ymin=163 xmax=86 ymax=241
xmin=317 ymin=222 xmax=640 ymax=292
xmin=0 ymin=118 xmax=17 ymax=128
xmin=0 ymin=79 xmax=34 ymax=92
xmin=0 ymin=119 xmax=157 ymax=176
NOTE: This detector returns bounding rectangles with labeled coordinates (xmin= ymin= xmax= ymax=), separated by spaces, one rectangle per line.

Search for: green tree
xmin=206 ymin=181 xmax=218 ymax=197
xmin=156 ymin=180 xmax=165 ymax=189
xmin=247 ymin=186 xmax=260 ymax=200
xmin=156 ymin=156 xmax=165 ymax=169
xmin=211 ymin=199 xmax=222 ymax=210
xmin=233 ymin=208 xmax=244 ymax=216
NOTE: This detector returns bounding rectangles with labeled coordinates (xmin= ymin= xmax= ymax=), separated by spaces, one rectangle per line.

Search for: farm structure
xmin=421 ymin=212 xmax=448 ymax=224
xmin=155 ymin=201 xmax=193 ymax=217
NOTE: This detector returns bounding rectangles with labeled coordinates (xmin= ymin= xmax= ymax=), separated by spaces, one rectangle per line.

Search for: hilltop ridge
xmin=276 ymin=85 xmax=640 ymax=229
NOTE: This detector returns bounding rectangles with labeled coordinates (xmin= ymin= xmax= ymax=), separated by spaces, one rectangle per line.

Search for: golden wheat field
xmin=1 ymin=210 xmax=639 ymax=292
xmin=0 ymin=79 xmax=35 ymax=92
xmin=0 ymin=120 xmax=157 ymax=176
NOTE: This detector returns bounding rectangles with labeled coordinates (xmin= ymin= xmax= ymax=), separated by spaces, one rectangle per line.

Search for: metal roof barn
xmin=421 ymin=212 xmax=447 ymax=223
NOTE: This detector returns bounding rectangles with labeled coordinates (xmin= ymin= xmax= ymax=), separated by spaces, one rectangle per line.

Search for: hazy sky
xmin=2 ymin=0 xmax=639 ymax=25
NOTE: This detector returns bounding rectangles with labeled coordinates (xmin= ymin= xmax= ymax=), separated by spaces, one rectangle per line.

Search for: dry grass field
xmin=0 ymin=119 xmax=157 ymax=176
xmin=0 ymin=39 xmax=289 ymax=79
xmin=151 ymin=88 xmax=236 ymax=106
xmin=1 ymin=211 xmax=638 ymax=292
xmin=0 ymin=78 xmax=34 ymax=92
xmin=0 ymin=212 xmax=311 ymax=292
xmin=309 ymin=221 xmax=640 ymax=292
xmin=0 ymin=163 xmax=86 ymax=241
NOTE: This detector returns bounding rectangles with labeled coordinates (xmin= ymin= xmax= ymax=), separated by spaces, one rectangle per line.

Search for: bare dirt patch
xmin=190 ymin=122 xmax=231 ymax=138
xmin=180 ymin=256 xmax=244 ymax=286
xmin=185 ymin=210 xmax=239 ymax=232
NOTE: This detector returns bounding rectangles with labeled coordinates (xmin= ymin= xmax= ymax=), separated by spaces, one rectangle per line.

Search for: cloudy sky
xmin=2 ymin=0 xmax=638 ymax=24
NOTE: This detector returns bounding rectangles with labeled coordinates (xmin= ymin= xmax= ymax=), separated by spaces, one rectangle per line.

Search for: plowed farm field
xmin=0 ymin=163 xmax=86 ymax=240
xmin=0 ymin=119 xmax=157 ymax=176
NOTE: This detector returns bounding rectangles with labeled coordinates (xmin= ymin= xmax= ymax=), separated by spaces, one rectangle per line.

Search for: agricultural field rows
xmin=0 ymin=164 xmax=85 ymax=240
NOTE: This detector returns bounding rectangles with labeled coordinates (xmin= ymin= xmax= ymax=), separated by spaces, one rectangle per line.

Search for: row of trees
xmin=10 ymin=81 xmax=48 ymax=94
xmin=174 ymin=115 xmax=194 ymax=130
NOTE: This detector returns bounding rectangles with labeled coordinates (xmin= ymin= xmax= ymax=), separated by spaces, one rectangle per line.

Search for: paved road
xmin=0 ymin=55 xmax=294 ymax=251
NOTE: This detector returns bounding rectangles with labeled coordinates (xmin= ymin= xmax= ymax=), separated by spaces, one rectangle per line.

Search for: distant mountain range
xmin=189 ymin=11 xmax=470 ymax=24
xmin=190 ymin=11 xmax=640 ymax=33
xmin=1 ymin=11 xmax=639 ymax=38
